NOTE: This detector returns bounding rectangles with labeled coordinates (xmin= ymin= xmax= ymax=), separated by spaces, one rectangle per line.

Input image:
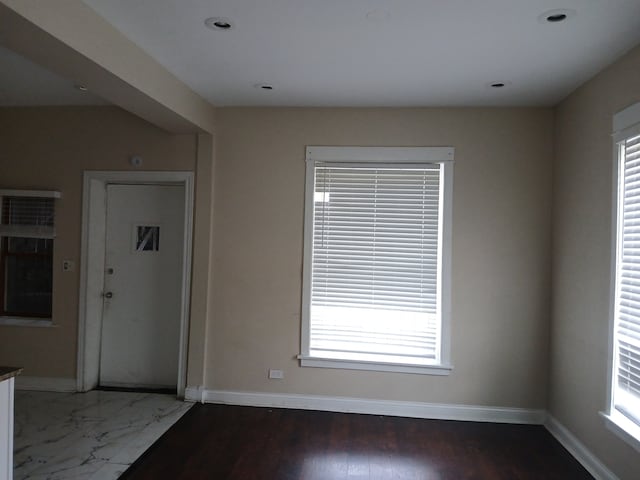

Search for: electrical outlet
xmin=62 ymin=260 xmax=75 ymax=272
xmin=268 ymin=369 xmax=284 ymax=379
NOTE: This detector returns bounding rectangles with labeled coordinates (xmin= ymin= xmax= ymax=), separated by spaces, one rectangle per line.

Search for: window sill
xmin=298 ymin=355 xmax=453 ymax=375
xmin=601 ymin=411 xmax=640 ymax=453
xmin=0 ymin=317 xmax=54 ymax=327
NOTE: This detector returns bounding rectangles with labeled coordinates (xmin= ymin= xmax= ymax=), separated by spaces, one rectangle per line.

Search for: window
xmin=607 ymin=102 xmax=640 ymax=450
xmin=0 ymin=190 xmax=59 ymax=319
xmin=299 ymin=146 xmax=453 ymax=374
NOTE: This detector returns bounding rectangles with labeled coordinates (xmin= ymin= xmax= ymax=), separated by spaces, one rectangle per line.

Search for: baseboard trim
xmin=192 ymin=388 xmax=546 ymax=424
xmin=545 ymin=415 xmax=619 ymax=480
xmin=15 ymin=376 xmax=77 ymax=393
xmin=184 ymin=386 xmax=205 ymax=403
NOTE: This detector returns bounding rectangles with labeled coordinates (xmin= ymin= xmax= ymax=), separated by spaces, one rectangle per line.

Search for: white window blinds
xmin=301 ymin=147 xmax=453 ymax=371
xmin=615 ymin=132 xmax=640 ymax=423
xmin=0 ymin=190 xmax=60 ymax=239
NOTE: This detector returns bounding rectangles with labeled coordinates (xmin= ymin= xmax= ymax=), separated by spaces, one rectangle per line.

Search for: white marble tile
xmin=13 ymin=454 xmax=49 ymax=478
xmin=107 ymin=413 xmax=180 ymax=466
xmin=23 ymin=457 xmax=105 ymax=480
xmin=88 ymin=463 xmax=129 ymax=480
xmin=14 ymin=391 xmax=193 ymax=480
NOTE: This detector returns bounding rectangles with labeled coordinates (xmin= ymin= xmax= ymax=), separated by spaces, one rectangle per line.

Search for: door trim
xmin=77 ymin=171 xmax=194 ymax=398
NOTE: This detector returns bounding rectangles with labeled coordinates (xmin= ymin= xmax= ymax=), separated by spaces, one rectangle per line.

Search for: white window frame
xmin=604 ymin=102 xmax=640 ymax=453
xmin=298 ymin=146 xmax=454 ymax=375
xmin=0 ymin=189 xmax=60 ymax=326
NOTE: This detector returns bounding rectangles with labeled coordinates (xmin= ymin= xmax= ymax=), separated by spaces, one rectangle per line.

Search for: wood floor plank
xmin=120 ymin=404 xmax=593 ymax=480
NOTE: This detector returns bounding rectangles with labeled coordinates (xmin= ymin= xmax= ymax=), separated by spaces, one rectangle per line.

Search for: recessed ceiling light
xmin=255 ymin=83 xmax=274 ymax=91
xmin=538 ymin=9 xmax=576 ymax=24
xmin=547 ymin=13 xmax=567 ymax=22
xmin=204 ymin=17 xmax=234 ymax=31
xmin=74 ymin=84 xmax=88 ymax=92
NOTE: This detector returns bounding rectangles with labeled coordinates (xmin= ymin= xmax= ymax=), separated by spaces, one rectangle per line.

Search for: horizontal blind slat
xmin=0 ymin=196 xmax=56 ymax=238
xmin=615 ymin=137 xmax=640 ymax=415
xmin=310 ymin=163 xmax=442 ymax=362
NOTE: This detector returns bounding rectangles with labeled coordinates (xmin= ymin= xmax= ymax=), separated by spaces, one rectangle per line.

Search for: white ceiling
xmin=0 ymin=46 xmax=107 ymax=106
xmin=79 ymin=0 xmax=640 ymax=107
xmin=1 ymin=1 xmax=639 ymax=108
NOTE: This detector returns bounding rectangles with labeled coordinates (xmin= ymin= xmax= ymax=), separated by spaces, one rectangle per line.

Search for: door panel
xmin=99 ymin=184 xmax=185 ymax=389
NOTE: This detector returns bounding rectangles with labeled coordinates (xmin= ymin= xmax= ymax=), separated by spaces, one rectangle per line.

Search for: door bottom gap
xmin=96 ymin=385 xmax=176 ymax=395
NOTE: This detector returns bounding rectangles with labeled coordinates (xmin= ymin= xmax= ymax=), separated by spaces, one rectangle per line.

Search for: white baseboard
xmin=184 ymin=386 xmax=205 ymax=403
xmin=15 ymin=376 xmax=77 ymax=393
xmin=545 ymin=415 xmax=619 ymax=480
xmin=190 ymin=388 xmax=546 ymax=424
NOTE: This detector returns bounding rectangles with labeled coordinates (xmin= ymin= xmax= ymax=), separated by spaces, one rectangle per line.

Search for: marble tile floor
xmin=13 ymin=390 xmax=193 ymax=480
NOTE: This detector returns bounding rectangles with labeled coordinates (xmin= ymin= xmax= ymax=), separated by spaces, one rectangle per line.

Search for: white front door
xmin=99 ymin=184 xmax=185 ymax=389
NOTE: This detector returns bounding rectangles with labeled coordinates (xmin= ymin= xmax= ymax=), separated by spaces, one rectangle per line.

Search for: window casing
xmin=0 ymin=191 xmax=59 ymax=320
xmin=299 ymin=147 xmax=453 ymax=375
xmin=607 ymin=102 xmax=640 ymax=451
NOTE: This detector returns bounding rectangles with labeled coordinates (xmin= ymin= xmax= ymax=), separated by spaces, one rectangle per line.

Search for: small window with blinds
xmin=608 ymin=103 xmax=640 ymax=447
xmin=0 ymin=190 xmax=59 ymax=319
xmin=300 ymin=147 xmax=453 ymax=375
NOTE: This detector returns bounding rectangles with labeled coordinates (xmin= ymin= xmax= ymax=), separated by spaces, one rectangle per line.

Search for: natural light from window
xmin=300 ymin=146 xmax=453 ymax=375
xmin=606 ymin=104 xmax=640 ymax=451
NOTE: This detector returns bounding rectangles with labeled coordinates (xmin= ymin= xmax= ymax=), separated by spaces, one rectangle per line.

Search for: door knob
xmin=103 ymin=292 xmax=113 ymax=299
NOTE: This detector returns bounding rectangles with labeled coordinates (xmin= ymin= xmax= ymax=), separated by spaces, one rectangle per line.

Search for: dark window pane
xmin=5 ymin=254 xmax=52 ymax=316
xmin=7 ymin=237 xmax=53 ymax=254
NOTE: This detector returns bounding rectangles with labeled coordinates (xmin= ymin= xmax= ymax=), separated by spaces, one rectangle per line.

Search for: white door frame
xmin=76 ymin=171 xmax=194 ymax=398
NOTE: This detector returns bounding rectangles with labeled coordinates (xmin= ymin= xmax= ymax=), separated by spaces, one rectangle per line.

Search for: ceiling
xmin=81 ymin=0 xmax=640 ymax=107
xmin=0 ymin=46 xmax=106 ymax=106
xmin=2 ymin=1 xmax=640 ymax=108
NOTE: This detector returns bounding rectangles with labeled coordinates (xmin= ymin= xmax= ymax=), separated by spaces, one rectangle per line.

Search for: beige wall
xmin=208 ymin=107 xmax=553 ymax=407
xmin=186 ymin=133 xmax=216 ymax=388
xmin=551 ymin=45 xmax=640 ymax=479
xmin=0 ymin=106 xmax=197 ymax=378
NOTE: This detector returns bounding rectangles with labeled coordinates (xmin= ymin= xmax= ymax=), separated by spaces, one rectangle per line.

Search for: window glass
xmin=4 ymin=252 xmax=52 ymax=316
xmin=1 ymin=196 xmax=55 ymax=318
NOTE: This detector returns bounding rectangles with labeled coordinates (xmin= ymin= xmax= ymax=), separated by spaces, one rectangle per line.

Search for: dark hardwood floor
xmin=120 ymin=404 xmax=593 ymax=480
